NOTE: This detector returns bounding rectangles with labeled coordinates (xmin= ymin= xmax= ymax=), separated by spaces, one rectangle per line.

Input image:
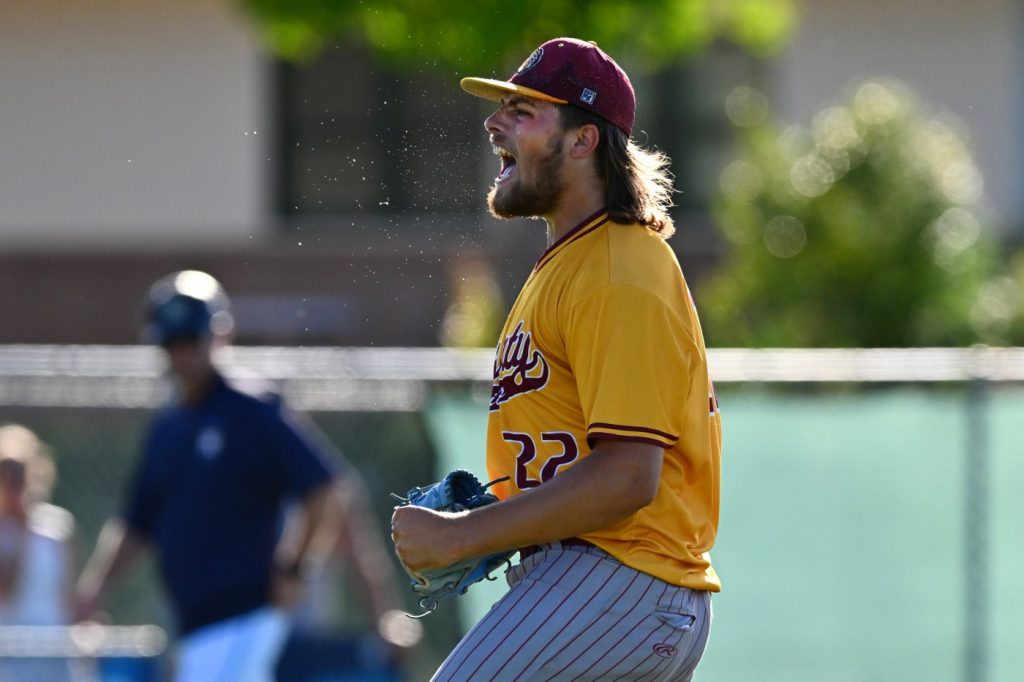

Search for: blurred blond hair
xmin=0 ymin=424 xmax=57 ymax=503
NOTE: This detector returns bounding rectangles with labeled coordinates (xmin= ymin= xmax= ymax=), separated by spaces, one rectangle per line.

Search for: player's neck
xmin=543 ymin=188 xmax=604 ymax=247
xmin=179 ymin=370 xmax=219 ymax=406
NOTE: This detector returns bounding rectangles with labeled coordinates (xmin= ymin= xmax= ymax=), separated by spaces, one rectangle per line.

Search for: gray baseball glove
xmin=391 ymin=470 xmax=513 ymax=615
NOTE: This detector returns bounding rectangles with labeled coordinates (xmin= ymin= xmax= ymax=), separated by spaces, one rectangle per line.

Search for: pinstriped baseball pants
xmin=432 ymin=542 xmax=712 ymax=681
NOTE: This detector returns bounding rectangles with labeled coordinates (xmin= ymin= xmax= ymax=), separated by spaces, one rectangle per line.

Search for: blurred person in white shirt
xmin=0 ymin=424 xmax=92 ymax=682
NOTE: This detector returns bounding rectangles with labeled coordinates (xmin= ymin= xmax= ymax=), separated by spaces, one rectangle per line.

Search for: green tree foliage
xmin=239 ymin=0 xmax=796 ymax=70
xmin=700 ymin=80 xmax=1023 ymax=347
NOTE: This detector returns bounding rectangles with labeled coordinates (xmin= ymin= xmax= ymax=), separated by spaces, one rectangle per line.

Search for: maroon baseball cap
xmin=461 ymin=37 xmax=637 ymax=136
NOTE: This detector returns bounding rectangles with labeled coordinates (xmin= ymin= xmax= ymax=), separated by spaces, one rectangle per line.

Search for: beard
xmin=487 ymin=135 xmax=566 ymax=219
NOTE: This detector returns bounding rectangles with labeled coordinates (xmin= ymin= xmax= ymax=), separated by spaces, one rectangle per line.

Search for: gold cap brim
xmin=460 ymin=77 xmax=568 ymax=105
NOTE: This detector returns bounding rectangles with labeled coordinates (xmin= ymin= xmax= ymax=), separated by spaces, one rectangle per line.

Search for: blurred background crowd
xmin=1 ymin=1 xmax=1022 ymax=680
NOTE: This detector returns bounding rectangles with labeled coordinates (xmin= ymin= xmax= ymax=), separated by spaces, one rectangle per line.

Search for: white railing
xmin=0 ymin=624 xmax=166 ymax=658
xmin=0 ymin=345 xmax=1022 ymax=410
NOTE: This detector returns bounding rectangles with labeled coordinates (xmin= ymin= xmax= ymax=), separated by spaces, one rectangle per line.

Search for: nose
xmin=484 ymin=107 xmax=503 ymax=135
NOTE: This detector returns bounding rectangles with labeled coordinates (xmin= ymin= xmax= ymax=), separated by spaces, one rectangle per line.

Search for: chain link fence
xmin=1 ymin=345 xmax=1022 ymax=681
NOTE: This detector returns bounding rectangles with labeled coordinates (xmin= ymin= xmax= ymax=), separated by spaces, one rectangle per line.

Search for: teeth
xmin=492 ymin=142 xmax=516 ymax=183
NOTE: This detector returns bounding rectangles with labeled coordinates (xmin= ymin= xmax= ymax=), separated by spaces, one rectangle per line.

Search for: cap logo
xmin=580 ymin=88 xmax=597 ymax=105
xmin=517 ymin=47 xmax=544 ymax=74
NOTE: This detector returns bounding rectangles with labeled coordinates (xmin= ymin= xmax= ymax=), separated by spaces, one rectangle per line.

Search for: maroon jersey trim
xmin=586 ymin=433 xmax=673 ymax=449
xmin=533 ymin=210 xmax=609 ymax=275
xmin=588 ymin=422 xmax=678 ymax=441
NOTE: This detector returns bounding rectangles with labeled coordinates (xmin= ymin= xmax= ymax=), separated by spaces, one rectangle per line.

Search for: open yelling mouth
xmin=493 ymin=144 xmax=517 ymax=184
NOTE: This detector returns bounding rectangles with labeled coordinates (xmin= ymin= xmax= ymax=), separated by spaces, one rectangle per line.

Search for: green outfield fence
xmin=1 ymin=346 xmax=1022 ymax=682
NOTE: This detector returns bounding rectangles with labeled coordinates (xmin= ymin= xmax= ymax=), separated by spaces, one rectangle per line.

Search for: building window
xmin=275 ymin=45 xmax=481 ymax=218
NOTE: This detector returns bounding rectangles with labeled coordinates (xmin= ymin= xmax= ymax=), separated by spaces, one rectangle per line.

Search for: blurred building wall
xmin=776 ymin=0 xmax=1023 ymax=230
xmin=4 ymin=0 xmax=1019 ymax=251
xmin=0 ymin=0 xmax=1021 ymax=344
xmin=0 ymin=0 xmax=270 ymax=247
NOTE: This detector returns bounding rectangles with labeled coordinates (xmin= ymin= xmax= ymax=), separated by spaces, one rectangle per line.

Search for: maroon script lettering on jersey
xmin=490 ymin=321 xmax=549 ymax=411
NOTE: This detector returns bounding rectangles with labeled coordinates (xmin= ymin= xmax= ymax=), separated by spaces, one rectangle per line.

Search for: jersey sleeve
xmin=566 ymin=284 xmax=697 ymax=449
xmin=265 ymin=398 xmax=339 ymax=496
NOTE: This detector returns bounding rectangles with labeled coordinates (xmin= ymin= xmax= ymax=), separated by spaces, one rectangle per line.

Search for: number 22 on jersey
xmin=502 ymin=431 xmax=580 ymax=490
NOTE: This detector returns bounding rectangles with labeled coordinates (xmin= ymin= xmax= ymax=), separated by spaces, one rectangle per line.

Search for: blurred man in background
xmin=0 ymin=424 xmax=91 ymax=682
xmin=75 ymin=270 xmax=408 ymax=682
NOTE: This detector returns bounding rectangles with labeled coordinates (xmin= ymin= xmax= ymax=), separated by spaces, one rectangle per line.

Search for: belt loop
xmin=518 ymin=537 xmax=595 ymax=560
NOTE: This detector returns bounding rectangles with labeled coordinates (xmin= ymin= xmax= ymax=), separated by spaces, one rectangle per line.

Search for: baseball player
xmin=74 ymin=271 xmax=391 ymax=682
xmin=391 ymin=38 xmax=722 ymax=680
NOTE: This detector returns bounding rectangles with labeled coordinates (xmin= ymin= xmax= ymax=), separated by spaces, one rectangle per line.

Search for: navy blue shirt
xmin=123 ymin=373 xmax=336 ymax=635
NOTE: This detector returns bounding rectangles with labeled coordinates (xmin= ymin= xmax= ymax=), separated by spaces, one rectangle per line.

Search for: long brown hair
xmin=560 ymin=106 xmax=676 ymax=237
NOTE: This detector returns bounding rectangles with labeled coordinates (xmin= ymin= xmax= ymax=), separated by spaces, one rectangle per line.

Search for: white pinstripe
xmin=432 ymin=543 xmax=712 ymax=681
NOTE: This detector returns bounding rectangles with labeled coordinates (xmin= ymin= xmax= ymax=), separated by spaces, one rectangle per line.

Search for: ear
xmin=211 ymin=332 xmax=233 ymax=350
xmin=568 ymin=123 xmax=600 ymax=159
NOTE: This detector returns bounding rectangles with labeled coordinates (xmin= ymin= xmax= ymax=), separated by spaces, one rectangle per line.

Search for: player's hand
xmin=71 ymin=596 xmax=95 ymax=623
xmin=390 ymin=506 xmax=464 ymax=572
xmin=71 ymin=591 xmax=101 ymax=623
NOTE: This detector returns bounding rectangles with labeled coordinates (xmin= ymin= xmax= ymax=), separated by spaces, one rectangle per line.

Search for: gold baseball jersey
xmin=486 ymin=210 xmax=722 ymax=591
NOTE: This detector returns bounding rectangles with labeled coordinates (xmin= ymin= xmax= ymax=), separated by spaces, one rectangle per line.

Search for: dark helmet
xmin=144 ymin=270 xmax=234 ymax=345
